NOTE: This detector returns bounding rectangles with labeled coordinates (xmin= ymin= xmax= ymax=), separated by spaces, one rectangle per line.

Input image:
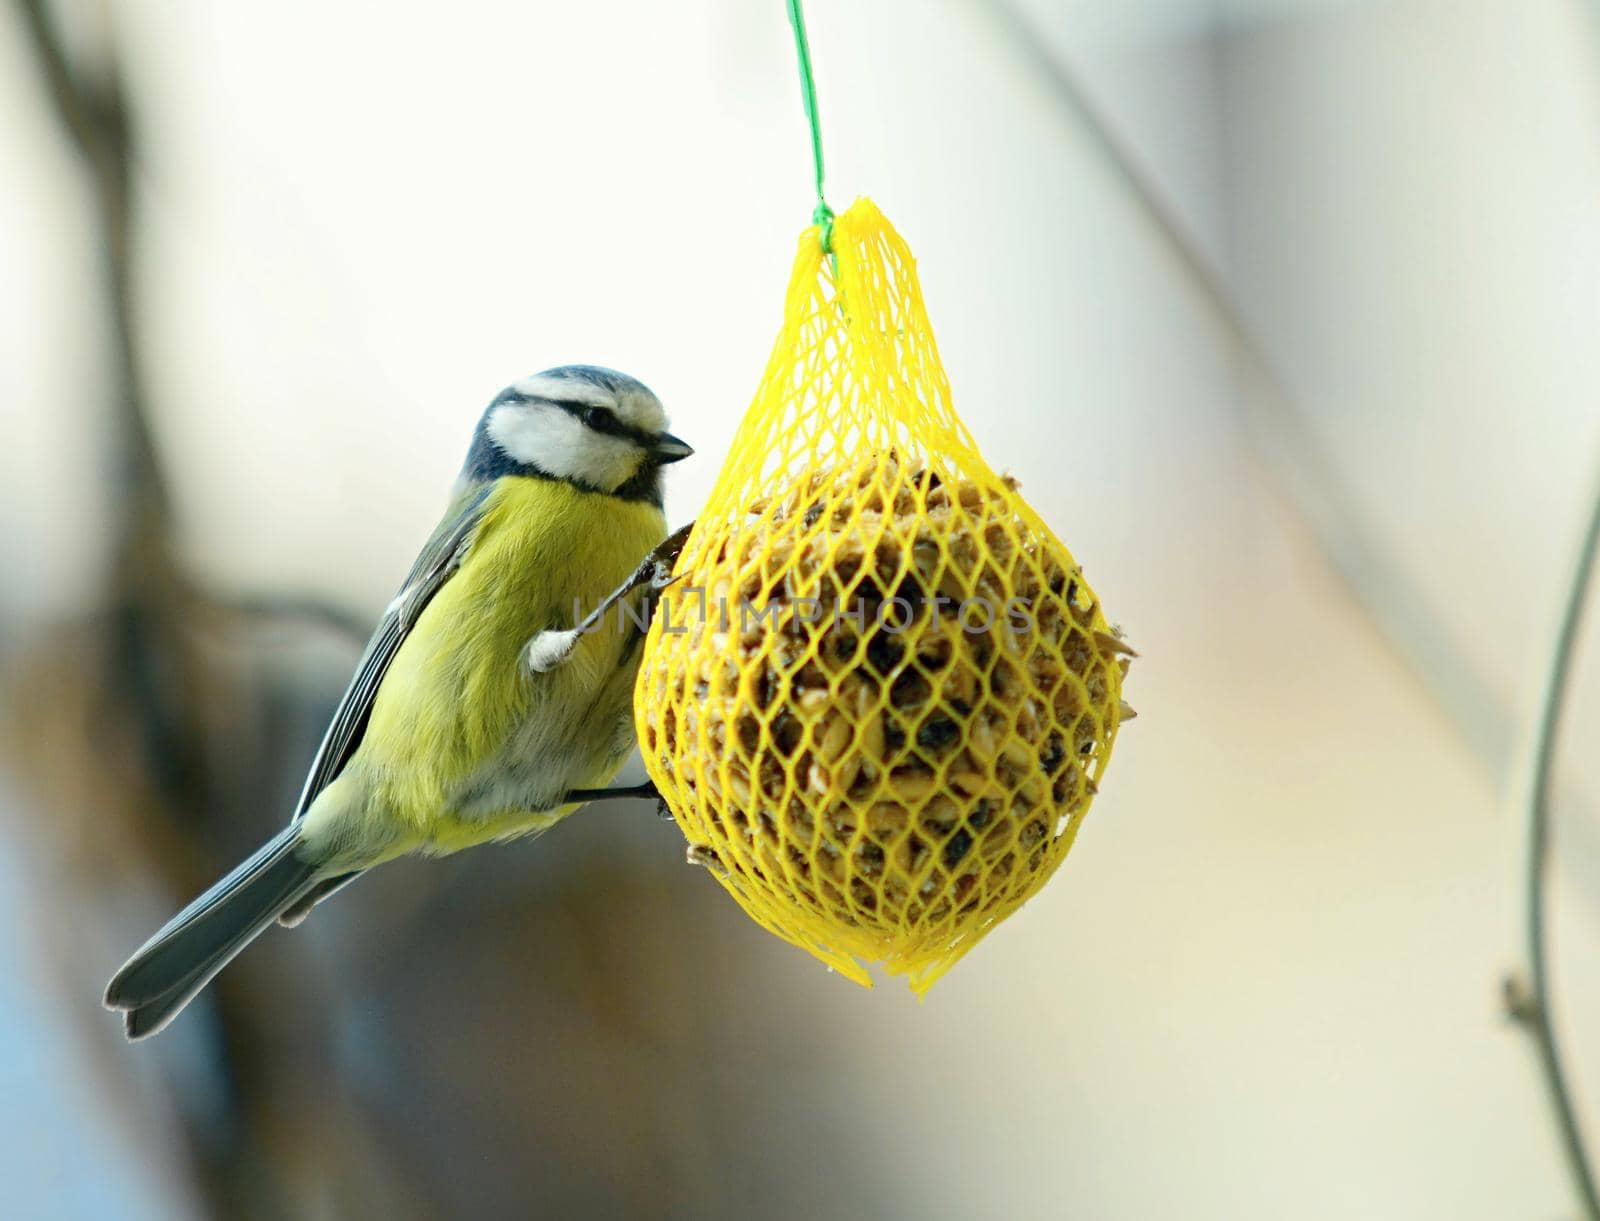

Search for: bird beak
xmin=652 ymin=432 xmax=694 ymax=465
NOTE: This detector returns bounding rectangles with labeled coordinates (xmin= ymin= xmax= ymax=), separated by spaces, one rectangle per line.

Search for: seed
xmin=818 ymin=717 xmax=850 ymax=762
xmin=1017 ymin=775 xmax=1046 ymax=808
xmin=883 ymin=717 xmax=907 ymax=756
xmin=948 ymin=771 xmax=988 ymax=797
xmin=943 ymin=828 xmax=973 ymax=868
xmin=866 ymin=632 xmax=906 ymax=674
xmin=862 ymin=715 xmax=888 ymax=763
xmin=1094 ymin=630 xmax=1138 ymax=657
xmin=916 ymin=716 xmax=960 ymax=752
xmin=685 ymin=844 xmax=726 ymax=876
xmin=890 ymin=668 xmax=932 ymax=709
xmin=868 ymin=802 xmax=909 ymax=838
xmin=897 ymin=835 xmax=931 ymax=873
xmin=835 ymin=753 xmax=863 ymax=795
xmin=1040 ymin=734 xmax=1066 ymax=775
xmin=771 ymin=712 xmax=803 ymax=755
xmin=968 ymin=718 xmax=998 ymax=763
xmin=736 ymin=716 xmax=760 ymax=753
xmin=889 ymin=767 xmax=937 ymax=802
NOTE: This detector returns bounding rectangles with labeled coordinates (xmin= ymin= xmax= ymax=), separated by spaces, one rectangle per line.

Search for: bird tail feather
xmin=104 ymin=825 xmax=318 ymax=1040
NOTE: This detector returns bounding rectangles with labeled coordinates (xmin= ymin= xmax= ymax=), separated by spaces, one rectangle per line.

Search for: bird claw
xmin=649 ymin=560 xmax=681 ymax=592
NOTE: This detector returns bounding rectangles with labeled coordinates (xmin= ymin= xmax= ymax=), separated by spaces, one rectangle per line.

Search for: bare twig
xmin=14 ymin=0 xmax=197 ymax=808
xmin=1510 ymin=457 xmax=1600 ymax=1219
xmin=17 ymin=0 xmax=167 ymax=540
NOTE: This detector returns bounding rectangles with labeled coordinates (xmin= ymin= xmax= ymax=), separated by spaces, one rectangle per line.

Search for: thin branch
xmin=1510 ymin=456 xmax=1600 ymax=1219
xmin=16 ymin=0 xmax=168 ymax=542
xmin=14 ymin=0 xmax=99 ymax=148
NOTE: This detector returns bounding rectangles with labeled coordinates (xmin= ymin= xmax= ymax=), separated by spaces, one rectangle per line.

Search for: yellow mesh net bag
xmin=636 ymin=198 xmax=1132 ymax=994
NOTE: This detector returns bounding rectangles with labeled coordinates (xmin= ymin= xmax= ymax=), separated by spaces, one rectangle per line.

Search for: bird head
xmin=467 ymin=365 xmax=692 ymax=504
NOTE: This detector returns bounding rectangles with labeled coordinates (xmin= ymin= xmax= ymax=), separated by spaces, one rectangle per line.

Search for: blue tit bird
xmin=104 ymin=364 xmax=693 ymax=1040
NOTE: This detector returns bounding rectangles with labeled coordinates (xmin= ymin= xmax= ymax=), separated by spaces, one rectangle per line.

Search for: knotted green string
xmin=786 ymin=0 xmax=833 ymax=254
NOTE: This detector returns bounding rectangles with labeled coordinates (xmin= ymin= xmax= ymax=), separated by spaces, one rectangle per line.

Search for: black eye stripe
xmin=546 ymin=398 xmax=655 ymax=446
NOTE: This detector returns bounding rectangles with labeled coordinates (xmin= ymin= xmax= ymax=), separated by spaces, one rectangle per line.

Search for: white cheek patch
xmin=487 ymin=403 xmax=640 ymax=491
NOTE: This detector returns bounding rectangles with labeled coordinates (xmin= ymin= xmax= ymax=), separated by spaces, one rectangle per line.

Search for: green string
xmin=786 ymin=0 xmax=833 ymax=254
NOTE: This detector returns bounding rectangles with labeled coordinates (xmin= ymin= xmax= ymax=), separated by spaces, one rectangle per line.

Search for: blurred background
xmin=3 ymin=0 xmax=1599 ymax=1216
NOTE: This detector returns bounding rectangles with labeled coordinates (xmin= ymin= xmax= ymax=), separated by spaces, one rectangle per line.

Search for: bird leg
xmin=540 ymin=524 xmax=696 ymax=821
xmin=564 ymin=779 xmax=674 ymax=820
xmin=523 ymin=523 xmax=694 ymax=675
xmin=566 ymin=780 xmax=656 ymax=802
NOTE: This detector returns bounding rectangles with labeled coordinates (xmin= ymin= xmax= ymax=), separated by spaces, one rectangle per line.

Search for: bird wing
xmin=289 ymin=481 xmax=495 ymax=822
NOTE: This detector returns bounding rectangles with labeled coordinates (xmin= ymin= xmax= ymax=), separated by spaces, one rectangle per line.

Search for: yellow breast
xmin=356 ymin=478 xmax=666 ymax=824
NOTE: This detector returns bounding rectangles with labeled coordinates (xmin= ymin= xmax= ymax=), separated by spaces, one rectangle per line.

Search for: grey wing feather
xmin=289 ymin=482 xmax=493 ymax=821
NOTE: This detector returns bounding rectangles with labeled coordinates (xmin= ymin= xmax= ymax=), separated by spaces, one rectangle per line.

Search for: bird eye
xmin=584 ymin=406 xmax=618 ymax=433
